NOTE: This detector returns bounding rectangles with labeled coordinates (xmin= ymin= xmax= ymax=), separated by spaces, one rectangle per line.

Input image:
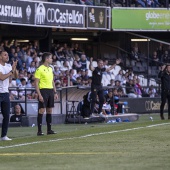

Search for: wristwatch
xmin=10 ymin=70 xmax=13 ymax=74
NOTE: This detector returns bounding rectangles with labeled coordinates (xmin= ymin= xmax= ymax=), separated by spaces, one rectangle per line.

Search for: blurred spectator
xmin=133 ymin=79 xmax=142 ymax=98
xmin=25 ymin=49 xmax=33 ymax=68
xmin=115 ymin=69 xmax=125 ymax=85
xmin=107 ymin=79 xmax=115 ymax=87
xmin=157 ymin=43 xmax=164 ymax=60
xmin=73 ymin=43 xmax=82 ymax=56
xmin=63 ymin=43 xmax=74 ymax=60
xmin=80 ymin=54 xmax=87 ymax=70
xmin=126 ymin=79 xmax=137 ymax=98
xmin=60 ymin=60 xmax=70 ymax=71
xmin=56 ymin=46 xmax=65 ymax=61
xmin=161 ymin=50 xmax=170 ymax=64
xmin=145 ymin=85 xmax=157 ymax=97
xmin=72 ymin=54 xmax=82 ymax=71
xmin=18 ymin=78 xmax=27 ymax=99
xmin=150 ymin=51 xmax=159 ymax=67
xmin=10 ymin=104 xmax=23 ymax=122
xmin=27 ymin=61 xmax=36 ymax=74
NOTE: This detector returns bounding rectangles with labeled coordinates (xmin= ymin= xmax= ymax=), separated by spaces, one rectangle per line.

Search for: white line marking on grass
xmin=0 ymin=122 xmax=170 ymax=149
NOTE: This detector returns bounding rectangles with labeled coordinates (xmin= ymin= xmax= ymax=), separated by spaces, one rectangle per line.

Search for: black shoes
xmin=37 ymin=131 xmax=44 ymax=136
xmin=47 ymin=130 xmax=57 ymax=135
xmin=37 ymin=130 xmax=57 ymax=136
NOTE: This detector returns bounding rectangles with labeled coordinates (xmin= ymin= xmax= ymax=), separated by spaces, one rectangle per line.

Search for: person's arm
xmin=11 ymin=60 xmax=18 ymax=79
xmin=53 ymin=81 xmax=58 ymax=100
xmin=35 ymin=78 xmax=44 ymax=103
xmin=106 ymin=59 xmax=121 ymax=72
xmin=89 ymin=57 xmax=95 ymax=71
xmin=0 ymin=71 xmax=12 ymax=81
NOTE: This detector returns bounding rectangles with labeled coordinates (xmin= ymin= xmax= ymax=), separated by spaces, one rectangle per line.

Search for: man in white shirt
xmin=0 ymin=50 xmax=18 ymax=141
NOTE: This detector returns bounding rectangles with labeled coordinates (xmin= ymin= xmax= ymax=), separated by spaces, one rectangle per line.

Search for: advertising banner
xmin=126 ymin=97 xmax=167 ymax=113
xmin=112 ymin=8 xmax=170 ymax=31
xmin=34 ymin=2 xmax=84 ymax=28
xmin=0 ymin=0 xmax=85 ymax=28
xmin=87 ymin=7 xmax=107 ymax=29
xmin=0 ymin=0 xmax=34 ymax=24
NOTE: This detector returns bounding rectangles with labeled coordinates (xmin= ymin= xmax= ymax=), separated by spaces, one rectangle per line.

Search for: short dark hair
xmin=41 ymin=52 xmax=52 ymax=63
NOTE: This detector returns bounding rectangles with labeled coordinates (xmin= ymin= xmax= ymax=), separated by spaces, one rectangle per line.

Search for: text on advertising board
xmin=35 ymin=3 xmax=83 ymax=25
xmin=0 ymin=5 xmax=22 ymax=18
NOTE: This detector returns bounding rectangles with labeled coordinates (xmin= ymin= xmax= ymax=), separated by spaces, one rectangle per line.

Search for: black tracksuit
xmin=90 ymin=67 xmax=106 ymax=114
xmin=158 ymin=70 xmax=170 ymax=119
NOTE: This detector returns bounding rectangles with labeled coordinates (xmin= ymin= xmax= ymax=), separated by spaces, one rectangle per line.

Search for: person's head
xmin=103 ymin=59 xmax=108 ymax=66
xmin=20 ymin=78 xmax=26 ymax=85
xmin=41 ymin=52 xmax=53 ymax=65
xmin=113 ymin=88 xmax=118 ymax=95
xmin=129 ymin=79 xmax=134 ymax=85
xmin=166 ymin=65 xmax=170 ymax=73
xmin=30 ymin=61 xmax=35 ymax=67
xmin=14 ymin=104 xmax=21 ymax=115
xmin=97 ymin=59 xmax=104 ymax=69
xmin=0 ymin=51 xmax=9 ymax=64
xmin=110 ymin=79 xmax=115 ymax=85
xmin=81 ymin=54 xmax=86 ymax=61
xmin=118 ymin=69 xmax=123 ymax=75
xmin=115 ymin=80 xmax=120 ymax=86
xmin=74 ymin=54 xmax=79 ymax=61
xmin=108 ymin=90 xmax=113 ymax=98
xmin=81 ymin=70 xmax=86 ymax=76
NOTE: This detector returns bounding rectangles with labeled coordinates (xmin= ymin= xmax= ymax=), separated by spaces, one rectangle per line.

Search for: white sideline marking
xmin=0 ymin=123 xmax=170 ymax=149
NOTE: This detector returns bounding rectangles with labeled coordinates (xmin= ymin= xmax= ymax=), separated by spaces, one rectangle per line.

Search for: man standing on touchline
xmin=0 ymin=50 xmax=18 ymax=141
xmin=35 ymin=52 xmax=58 ymax=136
xmin=89 ymin=58 xmax=121 ymax=117
xmin=158 ymin=63 xmax=170 ymax=120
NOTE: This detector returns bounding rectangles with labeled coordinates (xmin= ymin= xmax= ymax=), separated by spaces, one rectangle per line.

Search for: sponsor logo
xmin=35 ymin=3 xmax=46 ymax=24
xmin=145 ymin=11 xmax=170 ymax=21
xmin=99 ymin=11 xmax=104 ymax=25
xmin=26 ymin=5 xmax=31 ymax=21
xmin=0 ymin=5 xmax=22 ymax=18
xmin=145 ymin=100 xmax=167 ymax=111
xmin=89 ymin=8 xmax=95 ymax=23
xmin=34 ymin=3 xmax=83 ymax=25
xmin=46 ymin=8 xmax=83 ymax=24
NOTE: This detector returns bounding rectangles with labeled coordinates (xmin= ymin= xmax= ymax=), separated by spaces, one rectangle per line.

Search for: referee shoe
xmin=37 ymin=131 xmax=44 ymax=136
xmin=47 ymin=130 xmax=57 ymax=135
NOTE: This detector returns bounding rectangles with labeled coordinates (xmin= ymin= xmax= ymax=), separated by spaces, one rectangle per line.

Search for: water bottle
xmin=150 ymin=117 xmax=153 ymax=121
xmin=122 ymin=105 xmax=125 ymax=114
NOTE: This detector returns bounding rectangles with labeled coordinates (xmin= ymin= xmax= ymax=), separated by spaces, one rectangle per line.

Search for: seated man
xmin=10 ymin=104 xmax=23 ymax=122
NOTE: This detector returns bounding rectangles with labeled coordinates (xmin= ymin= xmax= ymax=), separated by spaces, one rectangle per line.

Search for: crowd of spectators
xmin=0 ymin=39 xmax=160 ymax=103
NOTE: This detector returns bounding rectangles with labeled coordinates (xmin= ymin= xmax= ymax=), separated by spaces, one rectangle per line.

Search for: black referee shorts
xmin=39 ymin=89 xmax=54 ymax=109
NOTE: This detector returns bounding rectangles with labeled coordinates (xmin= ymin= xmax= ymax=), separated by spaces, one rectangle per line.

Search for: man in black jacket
xmin=158 ymin=64 xmax=170 ymax=120
xmin=89 ymin=58 xmax=121 ymax=117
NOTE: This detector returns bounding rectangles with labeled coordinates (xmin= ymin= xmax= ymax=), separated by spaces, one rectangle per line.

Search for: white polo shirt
xmin=0 ymin=63 xmax=12 ymax=93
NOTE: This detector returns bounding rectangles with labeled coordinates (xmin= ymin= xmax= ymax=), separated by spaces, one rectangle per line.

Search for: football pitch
xmin=0 ymin=113 xmax=170 ymax=170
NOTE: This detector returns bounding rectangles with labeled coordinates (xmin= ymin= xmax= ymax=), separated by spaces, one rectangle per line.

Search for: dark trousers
xmin=160 ymin=90 xmax=170 ymax=117
xmin=0 ymin=93 xmax=10 ymax=137
xmin=90 ymin=85 xmax=104 ymax=114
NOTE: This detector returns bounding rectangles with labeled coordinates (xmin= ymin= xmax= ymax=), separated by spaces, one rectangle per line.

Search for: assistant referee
xmin=35 ymin=52 xmax=58 ymax=136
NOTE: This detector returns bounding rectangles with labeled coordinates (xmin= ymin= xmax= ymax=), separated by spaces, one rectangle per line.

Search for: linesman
xmin=35 ymin=52 xmax=58 ymax=136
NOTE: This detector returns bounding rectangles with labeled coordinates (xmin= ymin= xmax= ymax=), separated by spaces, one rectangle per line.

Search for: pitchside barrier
xmin=0 ymin=86 xmax=166 ymax=126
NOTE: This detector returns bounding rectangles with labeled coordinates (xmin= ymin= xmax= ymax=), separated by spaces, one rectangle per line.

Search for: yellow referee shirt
xmin=34 ymin=65 xmax=54 ymax=89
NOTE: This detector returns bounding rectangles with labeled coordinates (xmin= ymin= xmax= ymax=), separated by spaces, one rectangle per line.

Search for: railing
xmin=8 ymin=87 xmax=62 ymax=115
